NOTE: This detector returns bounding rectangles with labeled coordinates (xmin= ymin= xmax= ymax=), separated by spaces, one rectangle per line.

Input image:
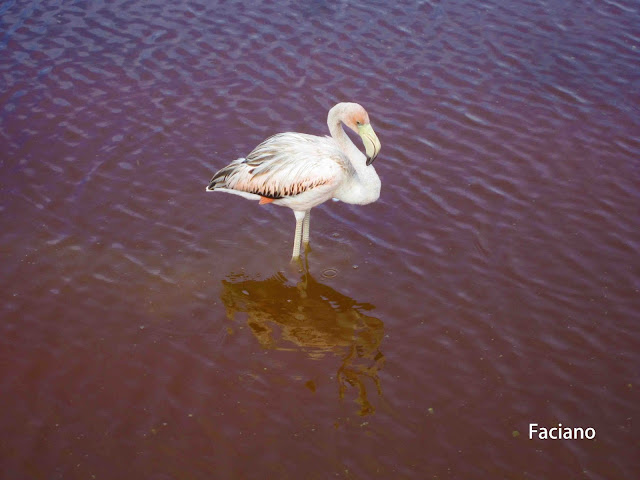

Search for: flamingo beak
xmin=358 ymin=123 xmax=381 ymax=166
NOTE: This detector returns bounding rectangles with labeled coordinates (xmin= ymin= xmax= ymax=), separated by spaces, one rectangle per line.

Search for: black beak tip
xmin=366 ymin=156 xmax=375 ymax=166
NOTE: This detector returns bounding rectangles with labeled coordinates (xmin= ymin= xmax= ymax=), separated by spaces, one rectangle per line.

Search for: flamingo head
xmin=342 ymin=103 xmax=382 ymax=166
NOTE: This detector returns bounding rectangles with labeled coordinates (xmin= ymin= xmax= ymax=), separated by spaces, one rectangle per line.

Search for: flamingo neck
xmin=327 ymin=106 xmax=360 ymax=160
xmin=326 ymin=103 xmax=381 ymax=205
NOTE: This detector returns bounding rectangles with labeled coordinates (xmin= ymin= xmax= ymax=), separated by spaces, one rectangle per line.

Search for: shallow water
xmin=1 ymin=0 xmax=639 ymax=478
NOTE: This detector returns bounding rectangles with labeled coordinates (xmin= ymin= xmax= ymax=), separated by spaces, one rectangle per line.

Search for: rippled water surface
xmin=2 ymin=0 xmax=639 ymax=478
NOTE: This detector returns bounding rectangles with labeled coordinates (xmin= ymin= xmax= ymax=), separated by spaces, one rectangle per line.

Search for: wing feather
xmin=208 ymin=133 xmax=352 ymax=199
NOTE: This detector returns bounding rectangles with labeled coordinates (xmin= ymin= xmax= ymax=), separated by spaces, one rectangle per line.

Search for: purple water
xmin=1 ymin=0 xmax=639 ymax=478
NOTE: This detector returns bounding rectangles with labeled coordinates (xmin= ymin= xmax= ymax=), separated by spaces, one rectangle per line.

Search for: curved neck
xmin=327 ymin=105 xmax=360 ymax=159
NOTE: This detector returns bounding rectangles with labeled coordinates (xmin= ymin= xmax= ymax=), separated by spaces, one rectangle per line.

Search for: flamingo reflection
xmin=220 ymin=271 xmax=385 ymax=415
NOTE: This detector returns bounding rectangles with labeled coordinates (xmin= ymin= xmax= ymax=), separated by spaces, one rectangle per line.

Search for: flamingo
xmin=206 ymin=102 xmax=382 ymax=260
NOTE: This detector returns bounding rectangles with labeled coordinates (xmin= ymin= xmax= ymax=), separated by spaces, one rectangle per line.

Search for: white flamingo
xmin=206 ymin=102 xmax=382 ymax=260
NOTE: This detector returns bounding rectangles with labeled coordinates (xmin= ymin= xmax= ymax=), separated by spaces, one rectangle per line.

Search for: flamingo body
xmin=206 ymin=102 xmax=382 ymax=259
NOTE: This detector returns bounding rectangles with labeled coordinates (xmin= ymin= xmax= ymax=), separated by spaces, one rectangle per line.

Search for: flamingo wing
xmin=207 ymin=133 xmax=353 ymax=199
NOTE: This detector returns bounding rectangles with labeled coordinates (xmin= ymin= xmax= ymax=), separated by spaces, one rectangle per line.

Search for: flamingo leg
xmin=291 ymin=210 xmax=306 ymax=259
xmin=302 ymin=210 xmax=311 ymax=247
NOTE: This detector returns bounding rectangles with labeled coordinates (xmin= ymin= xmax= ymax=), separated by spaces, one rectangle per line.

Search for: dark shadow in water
xmin=220 ymin=269 xmax=385 ymax=416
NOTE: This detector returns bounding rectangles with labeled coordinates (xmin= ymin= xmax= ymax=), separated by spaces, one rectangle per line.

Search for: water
xmin=1 ymin=0 xmax=639 ymax=478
